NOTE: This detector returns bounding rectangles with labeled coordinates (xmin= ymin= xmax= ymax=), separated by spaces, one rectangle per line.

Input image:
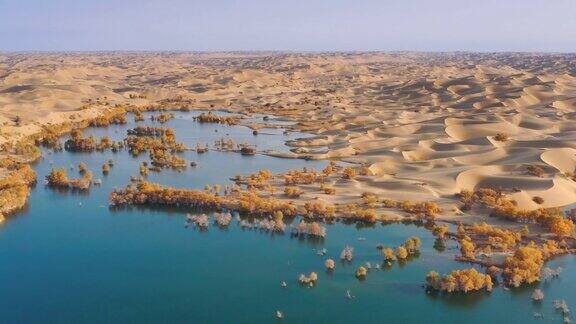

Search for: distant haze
xmin=1 ymin=0 xmax=575 ymax=52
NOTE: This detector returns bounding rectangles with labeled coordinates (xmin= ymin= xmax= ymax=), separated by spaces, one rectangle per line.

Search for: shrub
xmin=325 ymin=259 xmax=335 ymax=270
xmin=356 ymin=266 xmax=368 ymax=279
xmin=532 ymin=196 xmax=544 ymax=204
xmin=340 ymin=246 xmax=354 ymax=262
xmin=382 ymin=248 xmax=396 ymax=261
xmin=502 ymin=243 xmax=544 ymax=287
xmin=396 ymin=246 xmax=408 ymax=259
xmin=494 ymin=133 xmax=509 ymax=142
xmin=342 ymin=167 xmax=356 ymax=179
xmin=284 ymin=186 xmax=302 ymax=198
xmin=426 ymin=268 xmax=493 ymax=293
xmin=459 ymin=235 xmax=476 ymax=260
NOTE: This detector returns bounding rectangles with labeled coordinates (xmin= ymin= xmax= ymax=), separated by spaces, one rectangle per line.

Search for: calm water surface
xmin=0 ymin=111 xmax=574 ymax=323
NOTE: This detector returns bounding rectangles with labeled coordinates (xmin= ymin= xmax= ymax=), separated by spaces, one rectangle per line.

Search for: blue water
xmin=0 ymin=111 xmax=574 ymax=323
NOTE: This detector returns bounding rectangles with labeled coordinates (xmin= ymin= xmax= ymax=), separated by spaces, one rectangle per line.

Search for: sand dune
xmin=2 ymin=52 xmax=576 ymax=220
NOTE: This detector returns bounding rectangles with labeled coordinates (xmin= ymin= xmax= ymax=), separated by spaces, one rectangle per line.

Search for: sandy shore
xmin=1 ymin=52 xmax=576 ymax=226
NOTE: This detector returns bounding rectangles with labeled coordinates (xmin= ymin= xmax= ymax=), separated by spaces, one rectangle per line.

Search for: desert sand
xmin=1 ymin=51 xmax=576 ymax=225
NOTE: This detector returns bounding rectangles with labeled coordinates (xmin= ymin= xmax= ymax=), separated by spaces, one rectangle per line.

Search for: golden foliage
xmin=382 ymin=248 xmax=396 ymax=261
xmin=502 ymin=243 xmax=544 ymax=287
xmin=0 ymin=184 xmax=30 ymax=218
xmin=88 ymin=109 xmax=127 ymax=127
xmin=151 ymin=112 xmax=175 ymax=123
xmin=194 ymin=111 xmax=239 ymax=125
xmin=320 ymin=184 xmax=336 ymax=195
xmin=110 ymin=181 xmax=298 ymax=218
xmin=432 ymin=224 xmax=449 ymax=239
xmin=459 ymin=235 xmax=476 ymax=260
xmin=46 ymin=167 xmax=92 ymax=190
xmin=303 ymin=201 xmax=336 ymax=218
xmin=149 ymin=149 xmax=187 ymax=169
xmin=284 ymin=186 xmax=302 ymax=198
xmin=426 ymin=268 xmax=493 ymax=293
xmin=342 ymin=167 xmax=356 ymax=179
xmin=356 ymin=266 xmax=368 ymax=278
xmin=396 ymin=246 xmax=408 ymax=259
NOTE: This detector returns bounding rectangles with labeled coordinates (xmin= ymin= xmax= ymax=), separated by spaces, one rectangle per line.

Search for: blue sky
xmin=0 ymin=0 xmax=574 ymax=52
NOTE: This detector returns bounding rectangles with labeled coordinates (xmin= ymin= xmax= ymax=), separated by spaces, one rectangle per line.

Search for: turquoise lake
xmin=0 ymin=111 xmax=574 ymax=323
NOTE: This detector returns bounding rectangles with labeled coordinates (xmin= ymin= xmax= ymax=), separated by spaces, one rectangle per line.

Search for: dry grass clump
xmin=284 ymin=186 xmax=302 ymax=198
xmin=319 ymin=184 xmax=336 ymax=195
xmin=194 ymin=111 xmax=239 ymax=125
xmin=426 ymin=268 xmax=493 ymax=293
